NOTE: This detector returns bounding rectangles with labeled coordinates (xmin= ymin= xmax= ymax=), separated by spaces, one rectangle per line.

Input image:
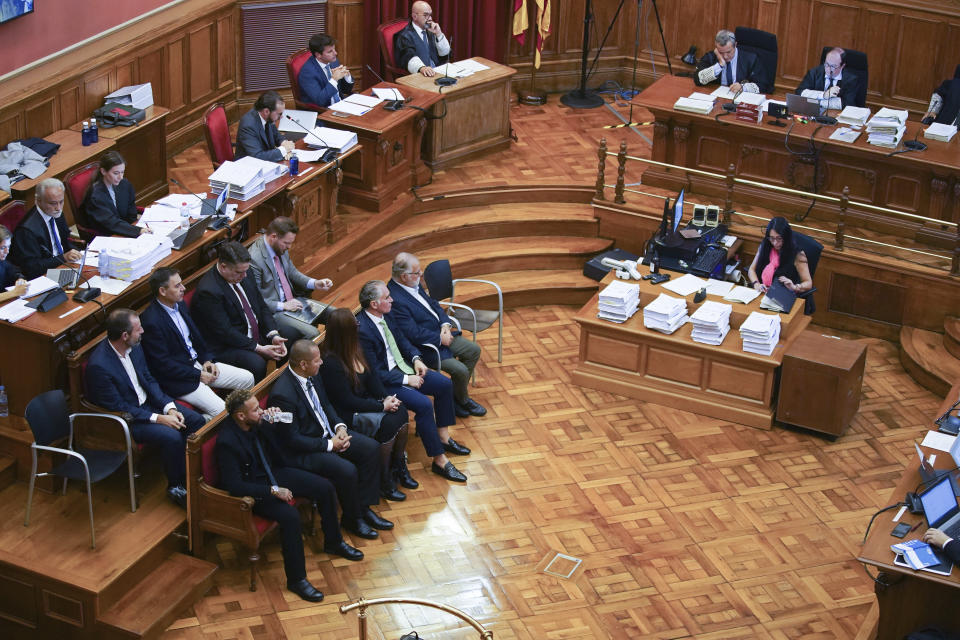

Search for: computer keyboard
xmin=689 ymin=245 xmax=727 ymax=276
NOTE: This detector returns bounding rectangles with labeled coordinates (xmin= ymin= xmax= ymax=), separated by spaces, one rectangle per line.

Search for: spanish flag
xmin=534 ymin=0 xmax=551 ymax=69
xmin=512 ymin=0 xmax=528 ymax=46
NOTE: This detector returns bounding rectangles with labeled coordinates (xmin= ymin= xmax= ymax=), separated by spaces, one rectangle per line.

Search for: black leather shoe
xmin=346 ymin=519 xmax=379 ymax=539
xmin=364 ymin=508 xmax=394 ymax=530
xmin=287 ymin=578 xmax=324 ymax=602
xmin=166 ymin=485 xmax=187 ymax=509
xmin=431 ymin=461 xmax=467 ymax=482
xmin=381 ymin=486 xmax=406 ymax=501
xmin=396 ymin=464 xmax=419 ymax=489
xmin=454 ymin=402 xmax=471 ymax=418
xmin=323 ymin=540 xmax=364 ymax=561
xmin=462 ymin=398 xmax=487 ymax=416
xmin=442 ymin=437 xmax=471 ymax=456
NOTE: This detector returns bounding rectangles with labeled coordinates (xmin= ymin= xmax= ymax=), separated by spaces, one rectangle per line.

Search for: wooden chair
xmin=0 ymin=199 xmax=27 ymax=233
xmin=63 ymin=161 xmax=100 ymax=243
xmin=286 ymin=48 xmax=325 ymax=112
xmin=377 ymin=18 xmax=409 ymax=81
xmin=202 ymin=102 xmax=234 ymax=169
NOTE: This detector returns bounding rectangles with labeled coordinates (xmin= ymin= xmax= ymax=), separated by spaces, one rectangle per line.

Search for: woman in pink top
xmin=746 ymin=216 xmax=813 ymax=294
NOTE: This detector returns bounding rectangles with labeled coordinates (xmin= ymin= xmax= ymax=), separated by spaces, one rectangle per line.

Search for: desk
xmin=634 ymin=76 xmax=960 ymax=244
xmin=395 ymin=57 xmax=516 ymax=171
xmin=317 ymin=82 xmax=441 ymax=212
xmin=572 ymin=271 xmax=810 ymax=429
xmin=857 ymin=393 xmax=960 ymax=639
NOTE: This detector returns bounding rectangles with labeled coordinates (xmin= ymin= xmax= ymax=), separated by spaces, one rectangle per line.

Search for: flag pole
xmin=518 ymin=0 xmax=546 ymax=105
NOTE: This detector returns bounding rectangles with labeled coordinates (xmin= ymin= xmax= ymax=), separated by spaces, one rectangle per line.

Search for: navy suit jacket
xmin=140 ymin=299 xmax=215 ymax=398
xmin=796 ymin=67 xmax=862 ymax=108
xmin=933 ymin=78 xmax=960 ymax=125
xmin=80 ymin=179 xmax=139 ymax=237
xmin=85 ymin=339 xmax=174 ymax=423
xmin=386 ymin=278 xmax=455 ymax=364
xmin=9 ymin=206 xmax=77 ymax=279
xmin=216 ymin=416 xmax=286 ymax=500
xmin=235 ymin=109 xmax=284 ymax=163
xmin=190 ymin=266 xmax=278 ymax=356
xmin=267 ymin=368 xmax=343 ymax=462
xmin=694 ymin=49 xmax=765 ymax=89
xmin=0 ymin=260 xmax=21 ymax=289
xmin=297 ymin=57 xmax=354 ymax=108
xmin=357 ymin=310 xmax=421 ymax=388
xmin=394 ymin=21 xmax=448 ymax=72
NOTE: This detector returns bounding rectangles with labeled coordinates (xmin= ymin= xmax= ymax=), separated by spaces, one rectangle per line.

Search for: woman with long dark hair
xmin=746 ymin=216 xmax=813 ymax=294
xmin=80 ymin=150 xmax=143 ymax=237
xmin=318 ymin=308 xmax=416 ymax=501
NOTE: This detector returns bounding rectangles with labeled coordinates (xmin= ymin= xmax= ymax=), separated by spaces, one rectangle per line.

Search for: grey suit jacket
xmin=247 ymin=235 xmax=312 ymax=311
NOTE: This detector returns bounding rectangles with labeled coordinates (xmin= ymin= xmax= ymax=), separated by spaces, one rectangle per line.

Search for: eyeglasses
xmin=824 ymin=62 xmax=841 ymax=71
xmin=405 ymin=270 xmax=423 ymax=277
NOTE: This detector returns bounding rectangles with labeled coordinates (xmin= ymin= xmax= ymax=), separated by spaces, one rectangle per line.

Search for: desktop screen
xmin=673 ymin=189 xmax=684 ymax=233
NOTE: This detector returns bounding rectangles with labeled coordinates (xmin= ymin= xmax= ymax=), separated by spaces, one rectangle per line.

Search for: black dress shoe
xmin=323 ymin=540 xmax=364 ymax=561
xmin=431 ymin=461 xmax=467 ymax=482
xmin=287 ymin=578 xmax=324 ymax=602
xmin=364 ymin=508 xmax=394 ymax=530
xmin=442 ymin=437 xmax=471 ymax=456
xmin=395 ymin=453 xmax=419 ymax=489
xmin=454 ymin=402 xmax=471 ymax=418
xmin=345 ymin=519 xmax=379 ymax=539
xmin=462 ymin=398 xmax=487 ymax=417
xmin=166 ymin=485 xmax=187 ymax=509
xmin=381 ymin=486 xmax=406 ymax=501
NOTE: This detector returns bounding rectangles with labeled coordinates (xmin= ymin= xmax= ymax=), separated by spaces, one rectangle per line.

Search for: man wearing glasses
xmin=796 ymin=47 xmax=862 ymax=110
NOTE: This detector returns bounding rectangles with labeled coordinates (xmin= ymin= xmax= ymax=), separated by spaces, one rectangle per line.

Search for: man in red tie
xmin=248 ymin=216 xmax=335 ymax=343
xmin=191 ymin=241 xmax=287 ymax=382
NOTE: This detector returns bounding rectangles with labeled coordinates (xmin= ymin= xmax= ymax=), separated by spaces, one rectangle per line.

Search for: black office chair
xmin=820 ymin=46 xmax=868 ymax=108
xmin=793 ymin=232 xmax=823 ymax=315
xmin=23 ymin=390 xmax=137 ymax=549
xmin=735 ymin=26 xmax=778 ymax=94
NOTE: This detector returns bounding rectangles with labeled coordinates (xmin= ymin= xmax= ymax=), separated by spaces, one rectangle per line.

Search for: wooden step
xmin=0 ymin=455 xmax=14 ymax=491
xmin=899 ymin=327 xmax=960 ymax=397
xmin=447 ymin=269 xmax=601 ymax=310
xmin=418 ymin=236 xmax=613 ymax=275
xmin=97 ymin=552 xmax=215 ymax=640
xmin=945 ymin=316 xmax=960 ymax=360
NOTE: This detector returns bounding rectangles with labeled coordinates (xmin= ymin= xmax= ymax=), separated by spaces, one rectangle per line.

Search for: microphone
xmin=55 ymin=253 xmax=100 ymax=303
xmin=434 ymin=35 xmax=456 ymax=87
xmin=365 ymin=64 xmax=405 ymax=110
xmin=169 ymin=178 xmax=231 ymax=231
xmin=283 ymin=115 xmax=338 ymax=163
xmin=721 ymin=86 xmax=743 ymax=112
xmin=935 ymin=398 xmax=960 ymax=436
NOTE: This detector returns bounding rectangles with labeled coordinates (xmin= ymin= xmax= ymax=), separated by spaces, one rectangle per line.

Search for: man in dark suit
xmin=695 ymin=29 xmax=765 ymax=94
xmin=923 ymin=75 xmax=960 ymax=125
xmin=923 ymin=527 xmax=960 ymax=564
xmin=248 ymin=216 xmax=334 ymax=343
xmin=140 ymin=267 xmax=254 ymax=420
xmin=388 ymin=252 xmax=485 ymax=418
xmin=394 ymin=1 xmax=450 ymax=77
xmin=796 ymin=48 xmax=862 ymax=110
xmin=298 ymin=33 xmax=354 ymax=108
xmin=9 ymin=178 xmax=82 ymax=279
xmin=191 ymin=241 xmax=288 ymax=383
xmin=218 ymin=389 xmax=362 ymax=602
xmin=268 ymin=340 xmax=391 ymax=540
xmin=84 ymin=308 xmax=205 ymax=507
xmin=234 ymin=91 xmax=295 ymax=163
xmin=357 ymin=280 xmax=468 ymax=483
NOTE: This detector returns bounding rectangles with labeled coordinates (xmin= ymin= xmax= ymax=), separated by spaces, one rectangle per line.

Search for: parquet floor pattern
xmin=163 ymin=308 xmax=938 ymax=639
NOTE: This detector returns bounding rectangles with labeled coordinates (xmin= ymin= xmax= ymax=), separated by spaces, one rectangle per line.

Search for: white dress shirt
xmin=289 ymin=368 xmax=345 ymax=451
xmin=406 ymin=22 xmax=451 ymax=75
xmin=108 ymin=342 xmax=175 ymax=422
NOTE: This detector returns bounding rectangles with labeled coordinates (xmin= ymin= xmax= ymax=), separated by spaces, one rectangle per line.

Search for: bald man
xmin=393 ymin=1 xmax=450 ymax=77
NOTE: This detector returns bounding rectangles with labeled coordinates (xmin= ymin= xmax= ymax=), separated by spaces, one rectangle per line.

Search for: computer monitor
xmin=673 ymin=189 xmax=684 ymax=233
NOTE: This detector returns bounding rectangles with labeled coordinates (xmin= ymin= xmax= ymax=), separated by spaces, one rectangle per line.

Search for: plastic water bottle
xmin=264 ymin=412 xmax=293 ymax=424
xmin=81 ymin=121 xmax=90 ymax=146
xmin=179 ymin=202 xmax=190 ymax=229
xmin=89 ymin=118 xmax=99 ymax=143
xmin=288 ymin=151 xmax=299 ymax=177
xmin=0 ymin=386 xmax=8 ymax=418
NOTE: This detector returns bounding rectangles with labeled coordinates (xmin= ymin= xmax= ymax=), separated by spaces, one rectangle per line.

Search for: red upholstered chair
xmin=286 ymin=48 xmax=324 ymax=112
xmin=377 ymin=18 xmax=409 ymax=81
xmin=63 ymin=161 xmax=100 ymax=243
xmin=202 ymin=102 xmax=234 ymax=169
xmin=0 ymin=199 xmax=27 ymax=233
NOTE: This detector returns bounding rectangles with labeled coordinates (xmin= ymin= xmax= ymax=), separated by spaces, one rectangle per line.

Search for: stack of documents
xmin=0 ymin=298 xmax=36 ymax=323
xmin=674 ymin=93 xmax=715 ymax=114
xmin=891 ymin=539 xmax=943 ymax=570
xmin=739 ymin=311 xmax=781 ymax=356
xmin=303 ymin=126 xmax=358 ymax=153
xmin=866 ymin=107 xmax=909 ymax=148
xmin=828 ymin=127 xmax=862 ymax=143
xmin=723 ymin=285 xmax=761 ymax=305
xmin=208 ymin=161 xmax=265 ymax=201
xmin=330 ymin=94 xmax=382 ymax=117
xmin=105 ymin=83 xmax=154 ymax=109
xmin=837 ymin=106 xmax=871 ymax=127
xmin=597 ymin=280 xmax=640 ymax=323
xmin=642 ymin=293 xmax=688 ymax=334
xmin=924 ymin=122 xmax=958 ymax=142
xmin=92 ymin=235 xmax=173 ymax=281
xmin=235 ymin=155 xmax=288 ymax=181
xmin=688 ymin=300 xmax=732 ymax=345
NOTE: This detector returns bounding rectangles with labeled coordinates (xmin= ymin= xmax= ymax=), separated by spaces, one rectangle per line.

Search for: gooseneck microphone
xmin=169 ymin=178 xmax=231 ymax=231
xmin=365 ymin=64 xmax=405 ymax=110
xmin=55 ymin=253 xmax=101 ymax=303
xmin=721 ymin=86 xmax=743 ymax=112
xmin=283 ymin=115 xmax=338 ymax=163
xmin=434 ymin=32 xmax=456 ymax=87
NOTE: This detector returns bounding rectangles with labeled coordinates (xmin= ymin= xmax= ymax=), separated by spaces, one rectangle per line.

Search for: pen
xmin=59 ymin=307 xmax=82 ymax=319
xmin=910 ymin=521 xmax=923 ymax=533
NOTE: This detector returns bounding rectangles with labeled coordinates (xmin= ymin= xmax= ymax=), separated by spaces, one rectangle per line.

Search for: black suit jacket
xmin=9 ymin=206 xmax=77 ymax=279
xmin=84 ymin=339 xmax=173 ymax=423
xmin=140 ymin=299 xmax=215 ymax=398
xmin=943 ymin=539 xmax=960 ymax=565
xmin=387 ymin=278 xmax=455 ymax=363
xmin=80 ymin=179 xmax=139 ymax=238
xmin=235 ymin=108 xmax=284 ymax=163
xmin=357 ymin=310 xmax=421 ymax=388
xmin=796 ymin=67 xmax=862 ymax=108
xmin=267 ymin=368 xmax=344 ymax=461
xmin=216 ymin=416 xmax=286 ymax=500
xmin=317 ymin=353 xmax=389 ymax=428
xmin=694 ymin=49 xmax=765 ymax=89
xmin=190 ymin=267 xmax=278 ymax=355
xmin=0 ymin=260 xmax=21 ymax=289
xmin=394 ymin=21 xmax=448 ymax=73
xmin=934 ymin=78 xmax=960 ymax=125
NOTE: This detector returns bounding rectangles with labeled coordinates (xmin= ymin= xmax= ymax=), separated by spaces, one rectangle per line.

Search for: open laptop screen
xmin=920 ymin=474 xmax=959 ymax=528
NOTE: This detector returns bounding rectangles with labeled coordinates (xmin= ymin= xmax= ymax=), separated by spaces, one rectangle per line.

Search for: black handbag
xmin=94 ymin=102 xmax=147 ymax=128
xmin=351 ymin=411 xmax=386 ymax=437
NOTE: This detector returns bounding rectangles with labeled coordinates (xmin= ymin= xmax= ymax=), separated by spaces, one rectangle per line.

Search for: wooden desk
xmin=857 ymin=393 xmax=960 ymax=639
xmin=395 ymin=57 xmax=516 ymax=171
xmin=572 ymin=271 xmax=810 ymax=429
xmin=317 ymin=82 xmax=441 ymax=212
xmin=634 ymin=76 xmax=960 ymax=245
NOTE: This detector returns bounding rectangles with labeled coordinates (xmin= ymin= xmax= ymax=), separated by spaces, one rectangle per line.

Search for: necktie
xmin=273 ymin=254 xmax=294 ymax=302
xmin=263 ymin=120 xmax=271 ymax=144
xmin=252 ymin=432 xmax=278 ymax=487
xmin=325 ymin=65 xmax=341 ymax=105
xmin=724 ymin=61 xmax=734 ymax=86
xmin=232 ymin=283 xmax=261 ymax=343
xmin=305 ymin=379 xmax=334 ymax=437
xmin=380 ymin=319 xmax=414 ymax=375
xmin=48 ymin=217 xmax=63 ymax=255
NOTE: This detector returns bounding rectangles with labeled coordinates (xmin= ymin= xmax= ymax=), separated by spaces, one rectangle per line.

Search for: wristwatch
xmin=270 ymin=485 xmax=279 ymax=496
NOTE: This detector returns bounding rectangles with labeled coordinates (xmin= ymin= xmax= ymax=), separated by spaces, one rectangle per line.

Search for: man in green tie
xmin=356 ymin=280 xmax=468 ymax=483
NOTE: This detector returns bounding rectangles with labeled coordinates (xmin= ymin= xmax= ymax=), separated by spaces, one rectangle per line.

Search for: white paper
xmin=278 ymin=109 xmax=318 ymax=133
xmin=660 ymin=273 xmax=706 ymax=297
xmin=0 ymin=298 xmax=36 ymax=322
xmin=829 ymin=127 xmax=862 ymax=143
xmin=343 ymin=93 xmax=382 ymax=108
xmin=703 ymin=279 xmax=734 ymax=296
xmin=723 ymin=285 xmax=761 ymax=305
xmin=921 ymin=430 xmax=957 ymax=453
xmin=455 ymin=58 xmax=490 ymax=73
xmin=328 ymin=100 xmax=372 ymax=117
xmin=85 ymin=275 xmax=132 ymax=296
xmin=303 ymin=126 xmax=358 ymax=153
xmin=372 ymin=87 xmax=404 ymax=101
xmin=17 ymin=275 xmax=58 ymax=298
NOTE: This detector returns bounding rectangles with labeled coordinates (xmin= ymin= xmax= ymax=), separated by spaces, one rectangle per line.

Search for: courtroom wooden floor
xmin=162 ymin=96 xmax=941 ymax=638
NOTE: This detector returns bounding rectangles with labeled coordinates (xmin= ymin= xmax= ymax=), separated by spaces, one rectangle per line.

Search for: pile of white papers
xmin=739 ymin=311 xmax=782 ymax=356
xmin=866 ymin=107 xmax=909 ymax=148
xmin=924 ymin=122 xmax=958 ymax=142
xmin=837 ymin=106 xmax=871 ymax=127
xmin=208 ymin=160 xmax=265 ymax=201
xmin=674 ymin=94 xmax=714 ymax=114
xmin=688 ymin=300 xmax=732 ymax=345
xmin=137 ymin=205 xmax=186 ymax=235
xmin=14 ymin=275 xmax=58 ymax=299
xmin=828 ymin=127 xmax=862 ymax=143
xmin=642 ymin=293 xmax=688 ymax=334
xmin=91 ymin=235 xmax=173 ymax=281
xmin=303 ymin=126 xmax=358 ymax=153
xmin=235 ymin=155 xmax=288 ymax=182
xmin=0 ymin=298 xmax=36 ymax=323
xmin=105 ymin=83 xmax=154 ymax=110
xmin=597 ymin=280 xmax=640 ymax=323
xmin=661 ymin=273 xmax=706 ymax=297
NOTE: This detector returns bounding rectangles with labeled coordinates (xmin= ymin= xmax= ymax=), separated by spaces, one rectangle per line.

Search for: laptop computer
xmin=282 ymin=299 xmax=331 ymax=326
xmin=46 ymin=248 xmax=88 ymax=289
xmin=169 ymin=217 xmax=208 ymax=251
xmin=920 ymin=474 xmax=960 ymax=539
xmin=785 ymin=93 xmax=823 ymax=117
